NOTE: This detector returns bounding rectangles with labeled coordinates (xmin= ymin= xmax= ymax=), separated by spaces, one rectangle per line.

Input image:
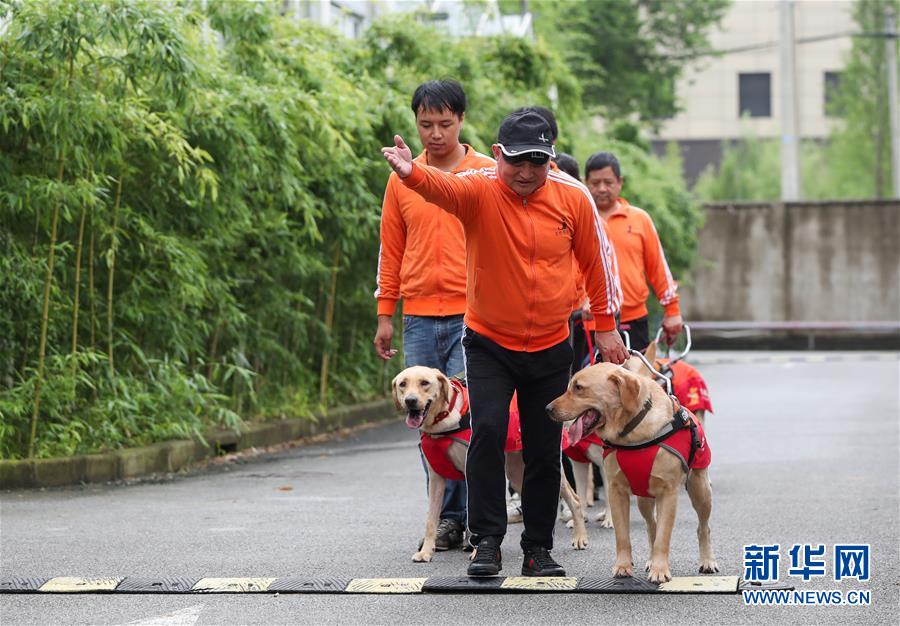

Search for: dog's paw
xmin=699 ymin=559 xmax=720 ymax=574
xmin=647 ymin=562 xmax=671 ymax=583
xmin=612 ymin=561 xmax=633 ymax=578
xmin=571 ymin=535 xmax=588 ymax=550
xmin=412 ymin=550 xmax=434 ymax=563
xmin=594 ymin=509 xmax=614 ymax=528
xmin=565 ymin=519 xmax=574 ymax=529
xmin=645 ymin=559 xmax=652 ymax=573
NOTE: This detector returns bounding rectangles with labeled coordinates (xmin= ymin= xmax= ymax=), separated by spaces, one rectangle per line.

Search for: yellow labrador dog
xmin=561 ymin=342 xmax=710 ymax=531
xmin=393 ymin=365 xmax=588 ymax=563
xmin=547 ymin=360 xmax=717 ymax=583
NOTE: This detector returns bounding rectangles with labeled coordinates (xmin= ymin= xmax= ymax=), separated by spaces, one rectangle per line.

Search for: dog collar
xmin=433 ymin=379 xmax=469 ymax=426
xmin=617 ymin=398 xmax=654 ymax=439
xmin=605 ymin=396 xmax=693 ymax=452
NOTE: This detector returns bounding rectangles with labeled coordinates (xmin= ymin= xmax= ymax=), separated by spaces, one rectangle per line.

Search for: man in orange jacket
xmin=374 ymin=80 xmax=496 ymax=551
xmin=584 ymin=152 xmax=683 ymax=351
xmin=382 ymin=110 xmax=626 ymax=578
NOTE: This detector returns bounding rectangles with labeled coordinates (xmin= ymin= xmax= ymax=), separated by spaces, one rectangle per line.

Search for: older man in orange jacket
xmin=382 ymin=110 xmax=626 ymax=579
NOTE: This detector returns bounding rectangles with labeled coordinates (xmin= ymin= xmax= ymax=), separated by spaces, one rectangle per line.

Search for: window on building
xmin=738 ymin=73 xmax=771 ymax=118
xmin=824 ymin=71 xmax=843 ymax=117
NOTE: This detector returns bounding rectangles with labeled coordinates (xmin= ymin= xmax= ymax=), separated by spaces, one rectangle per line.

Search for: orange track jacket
xmin=604 ymin=197 xmax=680 ymax=322
xmin=375 ymin=146 xmax=495 ymax=317
xmin=401 ymin=162 xmax=621 ymax=351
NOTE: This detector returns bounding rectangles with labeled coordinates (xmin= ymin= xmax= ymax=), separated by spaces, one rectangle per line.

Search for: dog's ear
xmin=435 ymin=370 xmax=451 ymax=405
xmin=644 ymin=341 xmax=658 ymax=367
xmin=391 ymin=374 xmax=404 ymax=411
xmin=609 ymin=369 xmax=642 ymax=415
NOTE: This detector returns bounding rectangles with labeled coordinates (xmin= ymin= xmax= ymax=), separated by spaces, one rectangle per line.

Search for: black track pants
xmin=462 ymin=328 xmax=572 ymax=550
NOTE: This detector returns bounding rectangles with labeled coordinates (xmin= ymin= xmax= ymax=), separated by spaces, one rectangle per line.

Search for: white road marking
xmin=123 ymin=604 xmax=204 ymax=626
xmin=265 ymin=496 xmax=352 ymax=502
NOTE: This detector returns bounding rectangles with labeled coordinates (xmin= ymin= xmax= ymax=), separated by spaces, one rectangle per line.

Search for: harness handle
xmin=626 ymin=349 xmax=673 ymax=396
xmin=654 ymin=324 xmax=692 ymax=365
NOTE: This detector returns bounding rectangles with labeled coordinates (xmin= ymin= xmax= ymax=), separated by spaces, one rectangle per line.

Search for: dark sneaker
xmin=467 ymin=536 xmax=502 ymax=577
xmin=435 ymin=518 xmax=464 ymax=551
xmin=521 ymin=545 xmax=566 ymax=577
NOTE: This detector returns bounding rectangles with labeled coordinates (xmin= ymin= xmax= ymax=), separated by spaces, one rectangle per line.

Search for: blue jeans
xmin=404 ymin=314 xmax=467 ymax=523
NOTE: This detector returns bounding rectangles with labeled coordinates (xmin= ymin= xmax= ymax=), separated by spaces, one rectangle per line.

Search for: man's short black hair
xmin=554 ymin=153 xmax=580 ymax=179
xmin=411 ymin=80 xmax=467 ymax=117
xmin=512 ymin=105 xmax=558 ymax=142
xmin=584 ymin=151 xmax=622 ymax=179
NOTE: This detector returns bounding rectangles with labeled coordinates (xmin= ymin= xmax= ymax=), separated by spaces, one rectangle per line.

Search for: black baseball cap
xmin=497 ymin=110 xmax=556 ymax=160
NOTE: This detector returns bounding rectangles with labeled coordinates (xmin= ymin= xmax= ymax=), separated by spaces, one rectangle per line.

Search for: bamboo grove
xmin=0 ymin=0 xmax=701 ymax=459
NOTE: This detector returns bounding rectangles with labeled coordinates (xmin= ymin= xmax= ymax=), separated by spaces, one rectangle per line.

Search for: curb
xmin=0 ymin=399 xmax=394 ymax=490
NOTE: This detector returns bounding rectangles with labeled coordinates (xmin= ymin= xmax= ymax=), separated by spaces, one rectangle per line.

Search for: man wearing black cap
xmin=382 ymin=110 xmax=626 ymax=577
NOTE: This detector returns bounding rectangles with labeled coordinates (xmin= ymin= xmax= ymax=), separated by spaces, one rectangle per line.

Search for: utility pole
xmin=780 ymin=0 xmax=800 ymax=201
xmin=886 ymin=8 xmax=900 ymax=199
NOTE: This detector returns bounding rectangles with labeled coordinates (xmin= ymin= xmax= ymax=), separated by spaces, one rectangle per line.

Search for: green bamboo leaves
xmin=1 ymin=1 xmax=701 ymax=460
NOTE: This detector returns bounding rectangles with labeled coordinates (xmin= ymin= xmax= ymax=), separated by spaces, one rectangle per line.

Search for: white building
xmin=283 ymin=0 xmax=532 ymax=40
xmin=649 ymin=0 xmax=855 ymax=184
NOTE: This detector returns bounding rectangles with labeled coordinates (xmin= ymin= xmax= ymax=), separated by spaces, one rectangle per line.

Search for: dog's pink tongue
xmin=567 ymin=417 xmax=584 ymax=443
xmin=405 ymin=414 xmax=424 ymax=429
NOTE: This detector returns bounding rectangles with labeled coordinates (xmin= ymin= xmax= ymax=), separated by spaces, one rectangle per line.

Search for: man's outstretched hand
xmin=381 ymin=135 xmax=413 ymax=178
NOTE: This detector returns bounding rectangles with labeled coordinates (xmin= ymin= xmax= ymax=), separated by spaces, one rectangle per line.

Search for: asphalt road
xmin=1 ymin=351 xmax=898 ymax=625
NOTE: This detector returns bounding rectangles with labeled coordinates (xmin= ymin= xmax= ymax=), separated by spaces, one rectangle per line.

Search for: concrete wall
xmin=681 ymin=200 xmax=900 ymax=322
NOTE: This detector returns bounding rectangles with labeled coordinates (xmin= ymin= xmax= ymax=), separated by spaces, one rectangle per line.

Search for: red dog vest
xmin=659 ymin=359 xmax=713 ymax=414
xmin=420 ymin=383 xmax=522 ymax=480
xmin=602 ymin=413 xmax=711 ymax=498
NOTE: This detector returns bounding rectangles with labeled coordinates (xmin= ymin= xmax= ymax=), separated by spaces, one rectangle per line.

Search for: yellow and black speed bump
xmin=501 ymin=576 xmax=578 ymax=591
xmin=268 ymin=577 xmax=352 ymax=593
xmin=345 ymin=578 xmax=427 ymax=594
xmin=0 ymin=575 xmax=791 ymax=594
xmin=575 ymin=576 xmax=659 ymax=593
xmin=0 ymin=577 xmax=50 ymax=593
xmin=192 ymin=578 xmax=276 ymax=593
xmin=422 ymin=576 xmax=506 ymax=593
xmin=658 ymin=576 xmax=738 ymax=594
xmin=39 ymin=577 xmax=124 ymax=593
xmin=114 ymin=578 xmax=200 ymax=593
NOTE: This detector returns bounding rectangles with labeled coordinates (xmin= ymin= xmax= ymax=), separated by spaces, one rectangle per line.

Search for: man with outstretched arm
xmin=382 ymin=110 xmax=626 ymax=578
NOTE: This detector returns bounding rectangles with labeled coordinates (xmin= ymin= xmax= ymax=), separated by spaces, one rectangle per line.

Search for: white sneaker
xmin=506 ymin=493 xmax=523 ymax=524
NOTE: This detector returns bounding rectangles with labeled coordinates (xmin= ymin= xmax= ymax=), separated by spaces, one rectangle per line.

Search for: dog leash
xmin=583 ymin=324 xmax=595 ymax=366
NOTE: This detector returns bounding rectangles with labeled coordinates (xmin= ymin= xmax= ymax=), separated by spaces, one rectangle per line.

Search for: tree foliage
xmin=823 ymin=0 xmax=899 ymax=198
xmin=0 ymin=0 xmax=600 ymax=459
xmin=530 ymin=0 xmax=730 ymax=124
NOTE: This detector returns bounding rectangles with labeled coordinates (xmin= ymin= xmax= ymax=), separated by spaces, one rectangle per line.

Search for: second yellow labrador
xmin=547 ymin=360 xmax=718 ymax=583
xmin=393 ymin=365 xmax=588 ymax=563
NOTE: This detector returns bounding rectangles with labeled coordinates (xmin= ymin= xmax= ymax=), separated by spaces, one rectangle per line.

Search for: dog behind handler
xmin=381 ymin=110 xmax=628 ymax=578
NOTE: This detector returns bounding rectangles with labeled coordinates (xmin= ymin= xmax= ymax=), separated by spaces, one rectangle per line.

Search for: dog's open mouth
xmin=405 ymin=400 xmax=432 ymax=429
xmin=566 ymin=408 xmax=603 ymax=442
